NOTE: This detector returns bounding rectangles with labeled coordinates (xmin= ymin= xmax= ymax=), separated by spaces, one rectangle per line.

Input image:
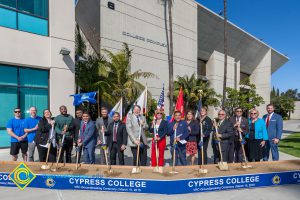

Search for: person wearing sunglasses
xmin=229 ymin=108 xmax=249 ymax=163
xmin=212 ymin=110 xmax=234 ymax=164
xmin=149 ymin=109 xmax=168 ymax=171
xmin=6 ymin=108 xmax=28 ymax=161
xmin=246 ymin=108 xmax=268 ymax=162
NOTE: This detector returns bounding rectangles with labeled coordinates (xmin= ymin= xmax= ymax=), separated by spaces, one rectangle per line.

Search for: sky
xmin=196 ymin=0 xmax=300 ymax=93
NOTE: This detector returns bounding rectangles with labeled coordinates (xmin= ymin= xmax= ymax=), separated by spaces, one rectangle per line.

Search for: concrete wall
xmin=99 ymin=0 xmax=198 ymax=115
xmin=0 ymin=0 xmax=75 ymax=116
xmin=291 ymin=101 xmax=300 ymax=119
xmin=250 ymin=49 xmax=271 ymax=116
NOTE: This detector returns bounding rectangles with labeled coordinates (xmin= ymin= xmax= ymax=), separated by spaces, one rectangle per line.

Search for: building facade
xmin=0 ymin=0 xmax=75 ymax=147
xmin=76 ymin=0 xmax=288 ymax=118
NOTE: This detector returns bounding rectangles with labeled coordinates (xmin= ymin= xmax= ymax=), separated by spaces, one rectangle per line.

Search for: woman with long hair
xmin=185 ymin=110 xmax=199 ymax=165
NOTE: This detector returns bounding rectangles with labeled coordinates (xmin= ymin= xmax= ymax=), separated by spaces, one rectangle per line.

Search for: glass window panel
xmin=0 ymin=7 xmax=17 ymax=29
xmin=0 ymin=0 xmax=16 ymax=8
xmin=0 ymin=65 xmax=18 ymax=86
xmin=0 ymin=130 xmax=10 ymax=148
xmin=20 ymin=88 xmax=48 ymax=118
xmin=18 ymin=12 xmax=48 ymax=36
xmin=17 ymin=0 xmax=48 ymax=18
xmin=19 ymin=68 xmax=48 ymax=88
xmin=0 ymin=87 xmax=18 ymax=128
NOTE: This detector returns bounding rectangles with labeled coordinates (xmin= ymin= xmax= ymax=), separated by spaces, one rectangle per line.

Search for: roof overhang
xmin=196 ymin=3 xmax=289 ymax=74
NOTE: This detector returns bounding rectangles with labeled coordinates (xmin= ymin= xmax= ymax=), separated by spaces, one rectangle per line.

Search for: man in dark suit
xmin=263 ymin=104 xmax=283 ymax=161
xmin=229 ymin=108 xmax=249 ymax=163
xmin=77 ymin=112 xmax=98 ymax=164
xmin=106 ymin=112 xmax=128 ymax=165
xmin=212 ymin=110 xmax=234 ymax=163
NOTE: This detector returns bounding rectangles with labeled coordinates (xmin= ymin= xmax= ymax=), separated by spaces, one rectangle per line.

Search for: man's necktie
xmin=82 ymin=123 xmax=86 ymax=140
xmin=266 ymin=115 xmax=270 ymax=127
xmin=136 ymin=116 xmax=140 ymax=126
xmin=113 ymin=123 xmax=118 ymax=142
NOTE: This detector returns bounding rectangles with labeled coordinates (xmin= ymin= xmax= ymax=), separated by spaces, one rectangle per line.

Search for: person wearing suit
xmin=126 ymin=105 xmax=148 ymax=166
xmin=95 ymin=107 xmax=113 ymax=164
xmin=229 ymin=108 xmax=249 ymax=163
xmin=149 ymin=109 xmax=168 ymax=170
xmin=105 ymin=112 xmax=128 ymax=165
xmin=197 ymin=107 xmax=212 ymax=165
xmin=185 ymin=110 xmax=200 ymax=166
xmin=77 ymin=112 xmax=98 ymax=164
xmin=247 ymin=108 xmax=268 ymax=162
xmin=262 ymin=104 xmax=283 ymax=161
xmin=73 ymin=109 xmax=83 ymax=163
xmin=212 ymin=110 xmax=234 ymax=164
xmin=168 ymin=111 xmax=189 ymax=166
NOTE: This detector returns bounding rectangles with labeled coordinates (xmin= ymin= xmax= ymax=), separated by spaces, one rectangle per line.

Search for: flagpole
xmin=97 ymin=89 xmax=100 ymax=117
xmin=120 ymin=97 xmax=123 ymax=120
xmin=145 ymin=84 xmax=148 ymax=117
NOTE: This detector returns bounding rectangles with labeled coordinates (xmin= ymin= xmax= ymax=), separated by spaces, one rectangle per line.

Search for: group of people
xmin=6 ymin=103 xmax=283 ymax=171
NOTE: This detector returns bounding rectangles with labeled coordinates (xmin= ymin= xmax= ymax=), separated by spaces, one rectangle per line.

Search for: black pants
xmin=233 ymin=138 xmax=245 ymax=162
xmin=228 ymin=138 xmax=235 ymax=163
xmin=37 ymin=144 xmax=57 ymax=163
xmin=59 ymin=137 xmax=73 ymax=163
xmin=198 ymin=135 xmax=210 ymax=165
xmin=131 ymin=146 xmax=147 ymax=166
xmin=212 ymin=140 xmax=230 ymax=163
xmin=110 ymin=142 xmax=125 ymax=165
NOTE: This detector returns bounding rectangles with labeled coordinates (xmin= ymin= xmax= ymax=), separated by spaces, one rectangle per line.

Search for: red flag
xmin=170 ymin=87 xmax=185 ymax=121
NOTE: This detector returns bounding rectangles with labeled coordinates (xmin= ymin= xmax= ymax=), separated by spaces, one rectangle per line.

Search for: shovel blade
xmin=40 ymin=165 xmax=50 ymax=170
xmin=218 ymin=162 xmax=229 ymax=171
xmin=199 ymin=168 xmax=208 ymax=174
xmin=131 ymin=167 xmax=142 ymax=174
xmin=152 ymin=167 xmax=160 ymax=173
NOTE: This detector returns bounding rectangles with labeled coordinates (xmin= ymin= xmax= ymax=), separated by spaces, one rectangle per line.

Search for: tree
xmin=100 ymin=43 xmax=157 ymax=111
xmin=161 ymin=0 xmax=174 ymax=115
xmin=173 ymin=73 xmax=221 ymax=111
xmin=225 ymin=78 xmax=265 ymax=116
xmin=271 ymin=88 xmax=296 ymax=119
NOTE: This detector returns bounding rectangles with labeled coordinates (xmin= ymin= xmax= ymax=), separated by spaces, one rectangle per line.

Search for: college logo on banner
xmin=45 ymin=178 xmax=56 ymax=188
xmin=9 ymin=162 xmax=36 ymax=190
xmin=272 ymin=175 xmax=281 ymax=185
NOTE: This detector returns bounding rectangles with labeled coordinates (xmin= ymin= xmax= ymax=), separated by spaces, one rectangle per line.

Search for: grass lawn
xmin=279 ymin=132 xmax=300 ymax=158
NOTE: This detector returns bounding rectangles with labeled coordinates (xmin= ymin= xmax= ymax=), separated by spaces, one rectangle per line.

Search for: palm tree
xmin=173 ymin=73 xmax=221 ymax=110
xmin=100 ymin=43 xmax=157 ymax=109
xmin=161 ymin=0 xmax=174 ymax=115
xmin=222 ymin=0 xmax=228 ymax=109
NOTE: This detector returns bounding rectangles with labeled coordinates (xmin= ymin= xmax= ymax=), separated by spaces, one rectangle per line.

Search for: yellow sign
xmin=9 ymin=162 xmax=36 ymax=190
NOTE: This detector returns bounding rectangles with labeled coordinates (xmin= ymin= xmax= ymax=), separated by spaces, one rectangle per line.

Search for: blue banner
xmin=1 ymin=171 xmax=300 ymax=194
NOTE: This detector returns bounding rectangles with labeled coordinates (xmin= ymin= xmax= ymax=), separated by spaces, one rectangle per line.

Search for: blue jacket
xmin=80 ymin=120 xmax=97 ymax=148
xmin=246 ymin=118 xmax=268 ymax=140
xmin=148 ymin=119 xmax=168 ymax=138
xmin=263 ymin=113 xmax=283 ymax=140
xmin=168 ymin=120 xmax=189 ymax=145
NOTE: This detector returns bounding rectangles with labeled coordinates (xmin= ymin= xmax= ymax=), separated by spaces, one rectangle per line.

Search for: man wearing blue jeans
xmin=24 ymin=106 xmax=42 ymax=162
xmin=168 ymin=111 xmax=189 ymax=166
xmin=263 ymin=104 xmax=283 ymax=161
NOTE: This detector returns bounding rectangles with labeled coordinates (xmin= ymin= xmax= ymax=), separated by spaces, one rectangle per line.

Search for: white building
xmin=76 ymin=0 xmax=288 ymax=117
xmin=0 ymin=0 xmax=75 ymax=147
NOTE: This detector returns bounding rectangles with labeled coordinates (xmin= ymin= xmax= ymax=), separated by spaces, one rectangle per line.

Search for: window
xmin=0 ymin=0 xmax=48 ymax=36
xmin=0 ymin=65 xmax=49 ymax=148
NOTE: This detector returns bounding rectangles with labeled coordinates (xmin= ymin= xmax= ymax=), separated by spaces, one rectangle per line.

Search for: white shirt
xmin=265 ymin=112 xmax=274 ymax=124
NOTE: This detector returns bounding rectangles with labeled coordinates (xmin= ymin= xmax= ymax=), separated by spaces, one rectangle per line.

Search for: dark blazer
xmin=214 ymin=119 xmax=234 ymax=140
xmin=198 ymin=116 xmax=213 ymax=141
xmin=168 ymin=120 xmax=189 ymax=145
xmin=105 ymin=121 xmax=128 ymax=150
xmin=229 ymin=116 xmax=249 ymax=139
xmin=187 ymin=120 xmax=200 ymax=142
xmin=80 ymin=120 xmax=98 ymax=148
xmin=34 ymin=117 xmax=54 ymax=145
xmin=73 ymin=117 xmax=82 ymax=142
xmin=148 ymin=119 xmax=168 ymax=138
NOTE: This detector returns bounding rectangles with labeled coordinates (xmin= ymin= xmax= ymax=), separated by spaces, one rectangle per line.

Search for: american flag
xmin=157 ymin=84 xmax=165 ymax=111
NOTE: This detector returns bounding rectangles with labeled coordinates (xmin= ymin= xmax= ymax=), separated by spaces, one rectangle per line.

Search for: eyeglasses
xmin=218 ymin=114 xmax=225 ymax=116
xmin=156 ymin=113 xmax=163 ymax=115
xmin=14 ymin=111 xmax=21 ymax=113
xmin=250 ymin=113 xmax=257 ymax=115
xmin=236 ymin=110 xmax=242 ymax=113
